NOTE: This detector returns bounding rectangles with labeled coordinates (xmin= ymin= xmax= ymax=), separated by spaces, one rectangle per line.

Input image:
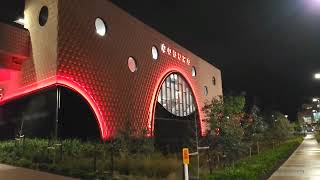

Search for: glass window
xmin=192 ymin=66 xmax=197 ymax=77
xmin=152 ymin=46 xmax=159 ymax=60
xmin=95 ymin=18 xmax=107 ymax=36
xmin=128 ymin=57 xmax=137 ymax=72
xmin=204 ymin=86 xmax=208 ymax=96
xmin=212 ymin=76 xmax=216 ymax=86
xmin=157 ymin=73 xmax=196 ymax=117
xmin=39 ymin=6 xmax=49 ymax=26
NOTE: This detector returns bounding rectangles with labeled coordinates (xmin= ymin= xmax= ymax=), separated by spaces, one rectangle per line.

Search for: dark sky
xmin=2 ymin=0 xmax=320 ymax=120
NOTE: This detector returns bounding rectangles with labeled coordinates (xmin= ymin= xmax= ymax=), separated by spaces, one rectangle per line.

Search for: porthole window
xmin=204 ymin=86 xmax=208 ymax=96
xmin=151 ymin=46 xmax=159 ymax=60
xmin=212 ymin=76 xmax=216 ymax=86
xmin=192 ymin=66 xmax=196 ymax=77
xmin=95 ymin=18 xmax=107 ymax=36
xmin=128 ymin=57 xmax=137 ymax=72
xmin=39 ymin=6 xmax=49 ymax=26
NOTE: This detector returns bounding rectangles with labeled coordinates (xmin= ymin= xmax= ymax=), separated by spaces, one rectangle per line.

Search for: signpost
xmin=182 ymin=148 xmax=189 ymax=180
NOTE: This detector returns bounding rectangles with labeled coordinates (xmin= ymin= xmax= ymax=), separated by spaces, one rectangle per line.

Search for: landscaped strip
xmin=203 ymin=137 xmax=303 ymax=180
xmin=0 ymin=139 xmax=181 ymax=179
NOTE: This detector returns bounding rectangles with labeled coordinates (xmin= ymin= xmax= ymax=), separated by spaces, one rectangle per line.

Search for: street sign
xmin=182 ymin=148 xmax=189 ymax=165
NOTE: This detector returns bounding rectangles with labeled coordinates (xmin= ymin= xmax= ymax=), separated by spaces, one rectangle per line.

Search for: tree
xmin=264 ymin=111 xmax=293 ymax=141
xmin=202 ymin=95 xmax=248 ymax=162
xmin=243 ymin=105 xmax=267 ymax=142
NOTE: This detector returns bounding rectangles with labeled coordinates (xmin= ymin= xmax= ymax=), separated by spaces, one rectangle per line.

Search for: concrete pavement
xmin=269 ymin=133 xmax=320 ymax=180
xmin=0 ymin=163 xmax=78 ymax=180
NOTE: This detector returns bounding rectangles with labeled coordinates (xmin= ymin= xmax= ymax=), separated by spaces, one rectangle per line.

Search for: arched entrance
xmin=0 ymin=86 xmax=101 ymax=141
xmin=58 ymin=87 xmax=100 ymax=141
xmin=154 ymin=73 xmax=199 ymax=152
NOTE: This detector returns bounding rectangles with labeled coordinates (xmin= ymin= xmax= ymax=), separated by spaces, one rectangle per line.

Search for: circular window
xmin=95 ymin=18 xmax=107 ymax=36
xmin=128 ymin=57 xmax=137 ymax=72
xmin=192 ymin=66 xmax=196 ymax=77
xmin=151 ymin=46 xmax=159 ymax=60
xmin=204 ymin=86 xmax=208 ymax=96
xmin=39 ymin=6 xmax=49 ymax=26
xmin=212 ymin=76 xmax=216 ymax=86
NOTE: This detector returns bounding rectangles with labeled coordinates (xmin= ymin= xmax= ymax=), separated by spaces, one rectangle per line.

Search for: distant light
xmin=313 ymin=110 xmax=317 ymax=113
xmin=14 ymin=18 xmax=25 ymax=26
xmin=285 ymin=115 xmax=288 ymax=118
xmin=314 ymin=73 xmax=320 ymax=79
xmin=313 ymin=98 xmax=319 ymax=102
xmin=304 ymin=0 xmax=320 ymax=14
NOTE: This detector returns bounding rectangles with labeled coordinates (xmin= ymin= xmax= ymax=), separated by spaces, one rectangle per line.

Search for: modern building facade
xmin=0 ymin=0 xmax=222 ymax=142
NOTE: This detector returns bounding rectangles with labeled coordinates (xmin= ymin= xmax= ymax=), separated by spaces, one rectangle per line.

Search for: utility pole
xmin=194 ymin=110 xmax=200 ymax=179
xmin=55 ymin=86 xmax=61 ymax=140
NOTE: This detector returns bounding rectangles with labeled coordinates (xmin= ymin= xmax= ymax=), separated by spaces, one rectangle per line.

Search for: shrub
xmin=315 ymin=131 xmax=320 ymax=143
xmin=204 ymin=137 xmax=302 ymax=180
xmin=115 ymin=153 xmax=180 ymax=178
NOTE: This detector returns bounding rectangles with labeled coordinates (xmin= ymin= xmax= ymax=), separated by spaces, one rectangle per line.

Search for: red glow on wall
xmin=0 ymin=69 xmax=11 ymax=81
xmin=0 ymin=88 xmax=3 ymax=101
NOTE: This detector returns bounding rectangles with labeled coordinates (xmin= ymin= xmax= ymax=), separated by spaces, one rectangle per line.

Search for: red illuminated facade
xmin=0 ymin=0 xmax=223 ymax=140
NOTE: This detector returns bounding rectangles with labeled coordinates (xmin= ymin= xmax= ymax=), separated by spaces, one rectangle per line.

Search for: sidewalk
xmin=0 ymin=163 xmax=78 ymax=180
xmin=269 ymin=133 xmax=320 ymax=180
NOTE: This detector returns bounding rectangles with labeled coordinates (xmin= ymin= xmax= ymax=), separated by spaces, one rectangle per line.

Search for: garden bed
xmin=0 ymin=138 xmax=181 ymax=179
xmin=202 ymin=137 xmax=303 ymax=180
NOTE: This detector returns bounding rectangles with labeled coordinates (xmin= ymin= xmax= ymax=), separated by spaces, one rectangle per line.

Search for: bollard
xmin=272 ymin=141 xmax=275 ymax=150
xmin=93 ymin=143 xmax=97 ymax=172
xmin=257 ymin=141 xmax=260 ymax=154
xmin=110 ymin=142 xmax=114 ymax=176
xmin=249 ymin=147 xmax=252 ymax=157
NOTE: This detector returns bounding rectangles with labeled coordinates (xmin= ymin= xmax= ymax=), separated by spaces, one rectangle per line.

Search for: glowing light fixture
xmin=151 ymin=46 xmax=158 ymax=60
xmin=95 ymin=18 xmax=106 ymax=36
xmin=313 ymin=98 xmax=319 ymax=102
xmin=14 ymin=18 xmax=25 ymax=26
xmin=315 ymin=73 xmax=320 ymax=79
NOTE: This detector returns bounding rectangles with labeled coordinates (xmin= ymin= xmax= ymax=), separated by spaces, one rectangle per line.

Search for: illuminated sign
xmin=161 ymin=43 xmax=191 ymax=65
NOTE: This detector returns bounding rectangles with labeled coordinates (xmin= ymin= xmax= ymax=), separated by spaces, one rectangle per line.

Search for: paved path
xmin=0 ymin=163 xmax=78 ymax=180
xmin=269 ymin=133 xmax=320 ymax=180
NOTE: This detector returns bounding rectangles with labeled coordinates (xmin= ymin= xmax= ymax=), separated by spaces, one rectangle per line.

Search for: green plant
xmin=315 ymin=131 xmax=320 ymax=143
xmin=203 ymin=137 xmax=302 ymax=180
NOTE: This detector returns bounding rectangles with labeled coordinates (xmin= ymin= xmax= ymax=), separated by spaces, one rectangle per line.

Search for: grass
xmin=202 ymin=136 xmax=303 ymax=180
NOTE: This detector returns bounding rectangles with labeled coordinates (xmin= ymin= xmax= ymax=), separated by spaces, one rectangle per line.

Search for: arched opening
xmin=154 ymin=73 xmax=200 ymax=152
xmin=58 ymin=87 xmax=100 ymax=141
xmin=0 ymin=86 xmax=100 ymax=141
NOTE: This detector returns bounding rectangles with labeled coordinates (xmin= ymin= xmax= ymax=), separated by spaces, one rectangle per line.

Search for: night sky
xmin=2 ymin=0 xmax=320 ymax=120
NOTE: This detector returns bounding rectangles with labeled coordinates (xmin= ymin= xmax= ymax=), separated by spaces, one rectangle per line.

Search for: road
xmin=0 ymin=164 xmax=77 ymax=180
xmin=269 ymin=133 xmax=320 ymax=179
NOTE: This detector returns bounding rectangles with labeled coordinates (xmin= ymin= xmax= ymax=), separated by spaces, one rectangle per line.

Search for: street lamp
xmin=314 ymin=73 xmax=320 ymax=79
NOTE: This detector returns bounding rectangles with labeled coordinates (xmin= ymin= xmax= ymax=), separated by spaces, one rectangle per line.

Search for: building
xmin=0 ymin=0 xmax=223 ymax=145
xmin=298 ymin=103 xmax=320 ymax=126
